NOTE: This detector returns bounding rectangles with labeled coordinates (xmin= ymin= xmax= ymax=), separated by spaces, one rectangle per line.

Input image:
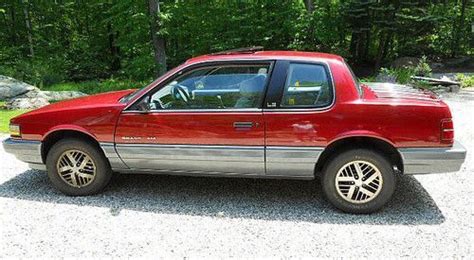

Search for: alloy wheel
xmin=335 ymin=160 xmax=383 ymax=204
xmin=56 ymin=149 xmax=96 ymax=188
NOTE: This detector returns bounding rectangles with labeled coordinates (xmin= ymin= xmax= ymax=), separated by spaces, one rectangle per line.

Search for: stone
xmin=430 ymin=62 xmax=444 ymax=71
xmin=448 ymin=85 xmax=461 ymax=93
xmin=5 ymin=97 xmax=50 ymax=110
xmin=1 ymin=75 xmax=87 ymax=110
xmin=0 ymin=75 xmax=39 ymax=100
xmin=430 ymin=86 xmax=449 ymax=94
xmin=391 ymin=57 xmax=420 ymax=69
xmin=41 ymin=91 xmax=87 ymax=101
xmin=14 ymin=88 xmax=49 ymax=99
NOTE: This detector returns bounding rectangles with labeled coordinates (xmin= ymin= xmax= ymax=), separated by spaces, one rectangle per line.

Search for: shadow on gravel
xmin=0 ymin=170 xmax=445 ymax=225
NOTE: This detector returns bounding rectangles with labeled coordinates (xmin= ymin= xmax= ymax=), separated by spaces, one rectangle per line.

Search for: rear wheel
xmin=46 ymin=138 xmax=112 ymax=196
xmin=321 ymin=149 xmax=396 ymax=214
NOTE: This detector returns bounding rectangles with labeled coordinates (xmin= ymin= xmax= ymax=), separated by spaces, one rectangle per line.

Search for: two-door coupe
xmin=3 ymin=48 xmax=466 ymax=213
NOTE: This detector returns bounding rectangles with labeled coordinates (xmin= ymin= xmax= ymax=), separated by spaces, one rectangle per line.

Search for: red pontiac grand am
xmin=3 ymin=48 xmax=466 ymax=213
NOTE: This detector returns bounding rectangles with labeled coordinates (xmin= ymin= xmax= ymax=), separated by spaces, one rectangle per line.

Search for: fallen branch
xmin=411 ymin=76 xmax=460 ymax=86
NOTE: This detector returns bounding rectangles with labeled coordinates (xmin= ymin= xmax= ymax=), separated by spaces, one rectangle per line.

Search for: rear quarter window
xmin=281 ymin=63 xmax=333 ymax=108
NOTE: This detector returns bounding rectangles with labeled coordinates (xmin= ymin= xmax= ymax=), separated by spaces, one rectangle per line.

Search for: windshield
xmin=120 ymin=63 xmax=187 ymax=104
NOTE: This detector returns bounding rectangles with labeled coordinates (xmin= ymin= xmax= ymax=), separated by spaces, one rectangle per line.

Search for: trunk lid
xmin=363 ymin=82 xmax=439 ymax=102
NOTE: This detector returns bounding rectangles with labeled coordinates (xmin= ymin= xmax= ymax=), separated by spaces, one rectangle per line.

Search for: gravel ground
xmin=1 ymin=89 xmax=473 ymax=258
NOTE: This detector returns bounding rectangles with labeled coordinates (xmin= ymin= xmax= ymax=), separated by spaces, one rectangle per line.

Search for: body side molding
xmin=266 ymin=146 xmax=324 ymax=177
xmin=99 ymin=142 xmax=128 ymax=169
xmin=114 ymin=143 xmax=265 ymax=174
xmin=105 ymin=143 xmax=325 ymax=178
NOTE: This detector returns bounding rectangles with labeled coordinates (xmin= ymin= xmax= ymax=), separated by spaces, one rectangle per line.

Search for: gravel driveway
xmin=1 ymin=89 xmax=473 ymax=258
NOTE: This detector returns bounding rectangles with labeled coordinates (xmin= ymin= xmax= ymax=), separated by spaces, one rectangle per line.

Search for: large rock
xmin=14 ymin=88 xmax=49 ymax=99
xmin=1 ymin=75 xmax=88 ymax=110
xmin=448 ymin=84 xmax=461 ymax=93
xmin=0 ymin=75 xmax=39 ymax=100
xmin=391 ymin=57 xmax=420 ymax=69
xmin=5 ymin=97 xmax=50 ymax=110
xmin=42 ymin=91 xmax=86 ymax=101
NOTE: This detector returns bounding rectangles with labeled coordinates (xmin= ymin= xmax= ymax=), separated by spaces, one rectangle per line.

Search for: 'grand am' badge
xmin=121 ymin=136 xmax=142 ymax=140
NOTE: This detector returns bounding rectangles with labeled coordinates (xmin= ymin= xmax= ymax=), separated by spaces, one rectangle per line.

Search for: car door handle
xmin=233 ymin=122 xmax=254 ymax=129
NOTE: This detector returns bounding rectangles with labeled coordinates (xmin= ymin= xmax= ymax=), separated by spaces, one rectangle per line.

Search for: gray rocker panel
xmin=114 ymin=143 xmax=265 ymax=174
xmin=266 ymin=146 xmax=323 ymax=177
xmin=107 ymin=143 xmax=324 ymax=178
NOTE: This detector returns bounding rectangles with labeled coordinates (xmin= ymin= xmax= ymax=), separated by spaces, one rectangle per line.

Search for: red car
xmin=3 ymin=48 xmax=466 ymax=213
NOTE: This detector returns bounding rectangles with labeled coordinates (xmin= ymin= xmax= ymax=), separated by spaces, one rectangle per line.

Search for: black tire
xmin=321 ymin=149 xmax=396 ymax=214
xmin=46 ymin=138 xmax=112 ymax=196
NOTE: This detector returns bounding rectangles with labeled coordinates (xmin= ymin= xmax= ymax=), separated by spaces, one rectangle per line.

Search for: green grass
xmin=0 ymin=102 xmax=27 ymax=133
xmin=43 ymin=79 xmax=148 ymax=95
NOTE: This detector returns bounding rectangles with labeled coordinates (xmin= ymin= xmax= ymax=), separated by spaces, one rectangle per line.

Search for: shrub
xmin=413 ymin=56 xmax=432 ymax=76
xmin=378 ymin=67 xmax=414 ymax=84
xmin=0 ymin=57 xmax=66 ymax=88
xmin=45 ymin=79 xmax=150 ymax=95
xmin=456 ymin=74 xmax=474 ymax=88
xmin=360 ymin=76 xmax=377 ymax=82
xmin=378 ymin=56 xmax=432 ymax=84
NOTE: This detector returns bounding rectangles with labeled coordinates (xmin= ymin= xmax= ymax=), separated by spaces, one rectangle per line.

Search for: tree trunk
xmin=107 ymin=22 xmax=121 ymax=72
xmin=349 ymin=32 xmax=359 ymax=61
xmin=451 ymin=0 xmax=468 ymax=57
xmin=374 ymin=31 xmax=393 ymax=70
xmin=9 ymin=2 xmax=17 ymax=45
xmin=304 ymin=0 xmax=314 ymax=13
xmin=148 ymin=0 xmax=167 ymax=76
xmin=22 ymin=0 xmax=34 ymax=57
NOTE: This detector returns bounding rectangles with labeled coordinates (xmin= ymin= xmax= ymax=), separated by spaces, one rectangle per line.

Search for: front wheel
xmin=46 ymin=138 xmax=112 ymax=196
xmin=321 ymin=149 xmax=396 ymax=214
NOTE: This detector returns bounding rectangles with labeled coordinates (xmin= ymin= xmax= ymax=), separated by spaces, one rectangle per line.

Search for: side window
xmin=280 ymin=63 xmax=333 ymax=108
xmin=146 ymin=64 xmax=270 ymax=110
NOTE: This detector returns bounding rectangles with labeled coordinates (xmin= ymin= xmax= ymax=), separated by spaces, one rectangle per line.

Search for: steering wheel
xmin=170 ymin=84 xmax=191 ymax=104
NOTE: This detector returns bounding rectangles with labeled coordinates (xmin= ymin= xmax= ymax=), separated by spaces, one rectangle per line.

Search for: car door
xmin=114 ymin=61 xmax=272 ymax=175
xmin=263 ymin=60 xmax=336 ymax=178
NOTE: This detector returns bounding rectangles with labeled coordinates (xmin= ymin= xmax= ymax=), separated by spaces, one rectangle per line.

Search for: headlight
xmin=9 ymin=124 xmax=21 ymax=137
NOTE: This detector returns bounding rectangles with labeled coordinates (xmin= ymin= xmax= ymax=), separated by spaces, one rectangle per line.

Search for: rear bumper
xmin=399 ymin=141 xmax=467 ymax=174
xmin=2 ymin=138 xmax=45 ymax=170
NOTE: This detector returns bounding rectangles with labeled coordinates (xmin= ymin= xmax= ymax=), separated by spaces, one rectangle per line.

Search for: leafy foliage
xmin=378 ymin=56 xmax=433 ymax=84
xmin=0 ymin=0 xmax=472 ymax=87
xmin=456 ymin=74 xmax=474 ymax=88
xmin=44 ymin=79 xmax=148 ymax=95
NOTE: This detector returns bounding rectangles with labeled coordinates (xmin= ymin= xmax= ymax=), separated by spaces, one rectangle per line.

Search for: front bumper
xmin=2 ymin=138 xmax=45 ymax=170
xmin=399 ymin=141 xmax=467 ymax=174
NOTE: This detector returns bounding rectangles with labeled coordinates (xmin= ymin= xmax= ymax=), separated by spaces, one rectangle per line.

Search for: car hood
xmin=28 ymin=89 xmax=135 ymax=113
xmin=12 ymin=89 xmax=136 ymax=122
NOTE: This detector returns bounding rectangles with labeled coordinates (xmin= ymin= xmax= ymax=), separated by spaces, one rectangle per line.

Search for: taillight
xmin=441 ymin=119 xmax=454 ymax=143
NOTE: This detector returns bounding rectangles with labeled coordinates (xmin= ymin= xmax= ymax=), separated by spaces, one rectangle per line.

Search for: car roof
xmin=185 ymin=50 xmax=344 ymax=64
